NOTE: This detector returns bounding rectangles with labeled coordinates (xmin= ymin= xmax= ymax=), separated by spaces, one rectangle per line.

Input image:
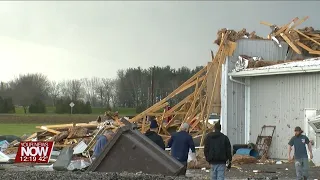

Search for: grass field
xmin=0 ymin=123 xmax=42 ymax=136
xmin=14 ymin=106 xmax=136 ymax=116
xmin=0 ymin=107 xmax=137 ymax=136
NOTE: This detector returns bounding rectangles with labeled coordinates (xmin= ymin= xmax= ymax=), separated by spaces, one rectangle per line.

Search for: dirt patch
xmin=188 ymin=163 xmax=320 ymax=179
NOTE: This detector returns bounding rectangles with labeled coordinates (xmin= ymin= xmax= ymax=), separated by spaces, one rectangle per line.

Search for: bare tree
xmin=102 ymin=78 xmax=113 ymax=108
xmin=95 ymin=78 xmax=105 ymax=107
xmin=10 ymin=73 xmax=50 ymax=113
xmin=48 ymin=81 xmax=61 ymax=106
xmin=109 ymin=79 xmax=118 ymax=108
xmin=65 ymin=79 xmax=83 ymax=101
xmin=82 ymin=77 xmax=99 ymax=106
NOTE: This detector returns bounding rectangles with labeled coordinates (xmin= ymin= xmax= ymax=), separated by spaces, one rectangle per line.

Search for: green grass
xmin=0 ymin=107 xmax=137 ymax=136
xmin=13 ymin=107 xmax=136 ymax=116
xmin=0 ymin=123 xmax=42 ymax=136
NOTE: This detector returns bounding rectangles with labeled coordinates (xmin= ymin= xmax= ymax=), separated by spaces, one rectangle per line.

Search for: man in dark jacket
xmin=204 ymin=121 xmax=232 ymax=180
xmin=145 ymin=119 xmax=165 ymax=150
xmin=167 ymin=123 xmax=196 ymax=175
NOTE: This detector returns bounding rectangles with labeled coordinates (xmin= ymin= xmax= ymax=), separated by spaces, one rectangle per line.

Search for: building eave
xmin=228 ymin=65 xmax=320 ymax=77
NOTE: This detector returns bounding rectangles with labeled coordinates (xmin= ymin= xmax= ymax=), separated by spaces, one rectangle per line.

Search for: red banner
xmin=15 ymin=141 xmax=54 ymax=163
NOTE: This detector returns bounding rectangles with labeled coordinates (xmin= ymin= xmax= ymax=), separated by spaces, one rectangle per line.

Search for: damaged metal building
xmin=220 ymin=39 xmax=320 ymax=159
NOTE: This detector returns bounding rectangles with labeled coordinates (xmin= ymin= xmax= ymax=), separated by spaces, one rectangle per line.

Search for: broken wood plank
xmin=147 ymin=112 xmax=187 ymax=116
xmin=39 ymin=126 xmax=61 ymax=134
xmin=294 ymin=29 xmax=320 ymax=46
xmin=280 ymin=33 xmax=302 ymax=54
xmin=291 ymin=16 xmax=309 ymax=29
xmin=260 ymin=21 xmax=274 ymax=27
xmin=275 ymin=17 xmax=299 ymax=36
xmin=296 ymin=41 xmax=314 ymax=52
xmin=36 ymin=123 xmax=98 ymax=129
xmin=309 ymin=51 xmax=320 ymax=55
xmin=227 ymin=41 xmax=237 ymax=56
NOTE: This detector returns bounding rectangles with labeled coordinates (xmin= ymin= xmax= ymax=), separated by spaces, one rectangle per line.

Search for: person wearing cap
xmin=167 ymin=122 xmax=196 ymax=175
xmin=288 ymin=126 xmax=313 ymax=180
xmin=144 ymin=119 xmax=165 ymax=150
xmin=204 ymin=121 xmax=232 ymax=180
xmin=92 ymin=131 xmax=115 ymax=160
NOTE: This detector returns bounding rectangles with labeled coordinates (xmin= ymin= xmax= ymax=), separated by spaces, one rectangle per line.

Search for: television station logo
xmin=15 ymin=141 xmax=54 ymax=163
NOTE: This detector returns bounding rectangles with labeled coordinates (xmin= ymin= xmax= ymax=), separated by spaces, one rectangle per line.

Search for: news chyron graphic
xmin=15 ymin=141 xmax=54 ymax=163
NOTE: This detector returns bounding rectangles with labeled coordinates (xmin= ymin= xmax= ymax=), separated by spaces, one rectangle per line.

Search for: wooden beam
xmin=141 ymin=116 xmax=147 ymax=133
xmin=26 ymin=133 xmax=37 ymax=140
xmin=36 ymin=123 xmax=98 ymax=129
xmin=291 ymin=16 xmax=309 ymax=29
xmin=309 ymin=51 xmax=320 ymax=55
xmin=130 ymin=102 xmax=169 ymax=123
xmin=161 ymin=93 xmax=194 ymax=119
xmin=39 ymin=126 xmax=61 ymax=134
xmin=280 ymin=33 xmax=302 ymax=54
xmin=175 ymin=75 xmax=206 ymax=95
xmin=275 ymin=17 xmax=299 ymax=36
xmin=294 ymin=29 xmax=320 ymax=46
xmin=285 ymin=17 xmax=300 ymax=33
xmin=260 ymin=21 xmax=274 ymax=27
xmin=147 ymin=112 xmax=187 ymax=116
xmin=227 ymin=41 xmax=237 ymax=56
xmin=296 ymin=41 xmax=314 ymax=52
xmin=129 ymin=66 xmax=207 ymax=122
xmin=183 ymin=77 xmax=207 ymax=122
xmin=200 ymin=35 xmax=228 ymax=146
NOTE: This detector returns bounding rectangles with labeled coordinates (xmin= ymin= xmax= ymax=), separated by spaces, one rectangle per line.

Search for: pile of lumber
xmin=4 ymin=121 xmax=122 ymax=155
xmin=232 ymin=154 xmax=257 ymax=165
xmin=261 ymin=16 xmax=320 ymax=55
xmin=215 ymin=28 xmax=264 ymax=45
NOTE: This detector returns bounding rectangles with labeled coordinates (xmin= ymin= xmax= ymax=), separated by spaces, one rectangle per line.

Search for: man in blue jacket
xmin=92 ymin=131 xmax=114 ymax=160
xmin=167 ymin=123 xmax=196 ymax=175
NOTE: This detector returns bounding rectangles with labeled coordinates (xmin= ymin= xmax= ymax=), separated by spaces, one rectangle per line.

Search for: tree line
xmin=0 ymin=66 xmax=203 ymax=114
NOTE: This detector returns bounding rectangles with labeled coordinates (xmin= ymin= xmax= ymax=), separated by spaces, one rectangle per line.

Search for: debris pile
xmin=232 ymin=154 xmax=257 ymax=165
xmin=214 ymin=28 xmax=264 ymax=45
xmin=262 ymin=16 xmax=320 ymax=55
xmin=2 ymin=118 xmax=122 ymax=157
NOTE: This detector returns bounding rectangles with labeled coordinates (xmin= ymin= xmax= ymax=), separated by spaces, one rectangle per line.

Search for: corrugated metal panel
xmin=249 ymin=72 xmax=320 ymax=159
xmin=224 ymin=39 xmax=289 ymax=145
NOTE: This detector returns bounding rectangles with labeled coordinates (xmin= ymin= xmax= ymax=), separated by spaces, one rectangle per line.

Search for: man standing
xmin=204 ymin=121 xmax=232 ymax=180
xmin=167 ymin=123 xmax=196 ymax=175
xmin=288 ymin=126 xmax=313 ymax=180
xmin=145 ymin=119 xmax=165 ymax=150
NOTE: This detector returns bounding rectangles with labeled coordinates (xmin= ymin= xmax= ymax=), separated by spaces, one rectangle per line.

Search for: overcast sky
xmin=0 ymin=1 xmax=319 ymax=82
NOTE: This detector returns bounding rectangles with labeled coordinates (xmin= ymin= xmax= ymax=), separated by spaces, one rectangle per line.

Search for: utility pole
xmin=151 ymin=66 xmax=155 ymax=105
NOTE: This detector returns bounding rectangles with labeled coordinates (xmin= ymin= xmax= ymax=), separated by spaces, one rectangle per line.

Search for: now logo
xmin=21 ymin=146 xmax=49 ymax=156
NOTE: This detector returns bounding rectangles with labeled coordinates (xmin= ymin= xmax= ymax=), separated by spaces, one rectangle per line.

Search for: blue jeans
xmin=211 ymin=164 xmax=226 ymax=180
xmin=295 ymin=158 xmax=309 ymax=180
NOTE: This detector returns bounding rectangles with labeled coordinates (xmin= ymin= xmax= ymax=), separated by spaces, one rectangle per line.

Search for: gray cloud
xmin=0 ymin=1 xmax=319 ymax=81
